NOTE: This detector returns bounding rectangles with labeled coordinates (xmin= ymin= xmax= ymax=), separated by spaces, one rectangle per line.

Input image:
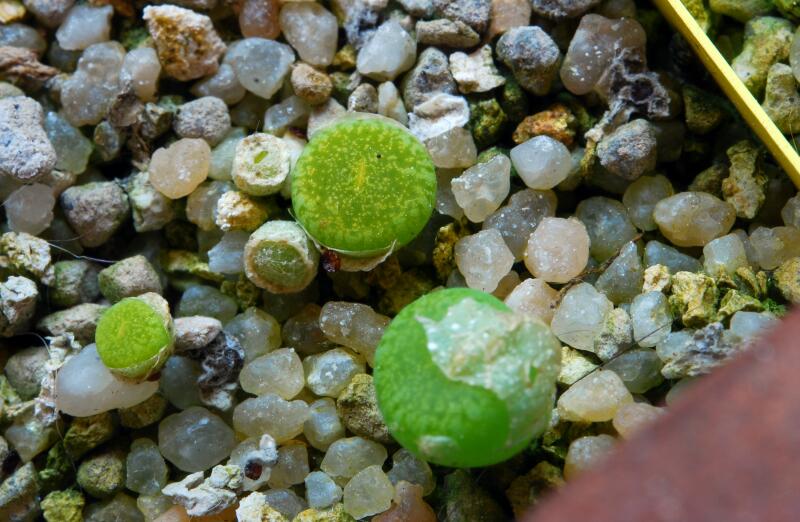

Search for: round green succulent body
xmin=291 ymin=115 xmax=436 ymax=257
xmin=95 ymin=293 xmax=173 ymax=381
xmin=374 ymin=288 xmax=561 ymax=468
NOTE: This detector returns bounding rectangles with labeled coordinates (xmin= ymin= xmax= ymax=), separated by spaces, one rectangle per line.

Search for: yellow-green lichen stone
xmin=374 ymin=288 xmax=561 ymax=468
xmin=291 ymin=115 xmax=436 ymax=257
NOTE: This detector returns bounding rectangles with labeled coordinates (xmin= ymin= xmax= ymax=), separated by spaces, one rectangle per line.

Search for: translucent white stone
xmin=149 ymin=138 xmax=211 ymax=199
xmin=484 ymin=188 xmax=557 ymax=260
xmin=321 ymin=437 xmax=387 ymax=480
xmin=159 ymin=356 xmax=202 ymax=410
xmin=240 ymin=348 xmax=304 ymax=399
xmin=120 ymin=47 xmax=161 ymax=102
xmin=126 ymin=438 xmax=168 ymax=495
xmin=557 ymin=370 xmax=633 ymax=422
xmin=378 ymin=81 xmax=408 ymax=125
xmin=263 ymin=95 xmax=311 ymax=135
xmin=357 ymin=20 xmax=417 ymax=81
xmin=56 ymin=4 xmax=113 ymax=51
xmin=504 ymin=278 xmax=558 ymax=324
xmin=702 ymin=233 xmax=749 ymax=277
xmin=319 ymin=302 xmax=390 ymax=366
xmin=576 ymin=196 xmax=638 ymax=262
xmin=630 ymin=291 xmax=672 ymax=348
xmin=185 ymin=180 xmax=231 ymax=231
xmin=622 ymin=175 xmax=674 ymax=231
xmin=61 ymin=41 xmax=125 ymax=126
xmin=305 ymin=471 xmax=342 ymax=509
xmin=729 ymin=311 xmax=778 ymax=342
xmin=262 ymin=489 xmax=307 ymax=519
xmin=524 ymin=217 xmax=590 ymax=284
xmin=43 ymin=111 xmax=93 ymax=174
xmin=209 ymin=129 xmax=246 ymax=181
xmin=454 ymin=229 xmax=515 ymax=292
xmin=612 ymin=402 xmax=662 ymax=439
xmin=279 ymin=2 xmax=338 ymax=67
xmin=226 ymin=38 xmax=295 ymax=99
xmin=268 ymin=444 xmax=309 ymax=489
xmin=224 ymin=307 xmax=282 ymax=363
xmin=343 ymin=465 xmax=394 ymax=519
xmin=560 ymin=14 xmax=646 ymax=95
xmin=510 ymin=136 xmax=572 ymax=190
xmin=435 ymin=168 xmax=465 ymax=219
xmin=653 ymin=192 xmax=736 ymax=247
xmin=0 ymin=24 xmax=46 ymax=54
xmin=192 ymin=64 xmax=246 ymax=106
xmin=408 ymin=93 xmax=470 ymax=142
xmin=425 ymin=127 xmax=477 ymax=169
xmin=5 ymin=183 xmax=55 ymax=235
xmin=551 ymin=283 xmax=613 ymax=351
xmin=563 ymin=434 xmax=616 ymax=480
xmin=303 ymin=348 xmax=366 ymax=397
xmin=386 ymin=449 xmax=435 ymax=496
xmin=55 ymin=345 xmax=159 ymax=417
xmin=208 ymin=231 xmax=248 ymax=274
xmin=451 ymin=155 xmax=511 ymax=223
xmin=233 ymin=393 xmax=310 ymax=442
xmin=748 ymin=226 xmax=800 ymax=270
xmin=304 ymin=398 xmax=346 ymax=451
xmin=158 ymin=406 xmax=236 ymax=472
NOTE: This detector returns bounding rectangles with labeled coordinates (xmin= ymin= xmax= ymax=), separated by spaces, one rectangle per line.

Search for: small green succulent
xmin=374 ymin=288 xmax=561 ymax=468
xmin=291 ymin=115 xmax=436 ymax=258
xmin=95 ymin=293 xmax=173 ymax=381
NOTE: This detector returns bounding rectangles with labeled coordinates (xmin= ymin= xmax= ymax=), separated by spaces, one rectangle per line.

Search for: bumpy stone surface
xmin=149 ymin=138 xmax=211 ymax=199
xmin=336 ymin=373 xmax=391 ymax=443
xmin=5 ymin=184 xmax=55 ymax=235
xmin=749 ymin=226 xmax=800 ymax=270
xmin=240 ymin=348 xmax=304 ymax=399
xmin=722 ymin=140 xmax=767 ymax=219
xmin=98 ymin=255 xmax=162 ymax=303
xmin=561 ymin=14 xmax=646 ymax=96
xmin=762 ymin=63 xmax=800 ymax=133
xmin=531 ymin=0 xmax=601 ymax=19
xmin=449 ymin=45 xmax=505 ymax=94
xmin=595 ymin=242 xmax=644 ymax=305
xmin=669 ymin=271 xmax=718 ymax=327
xmin=60 ymin=41 xmax=125 ymax=126
xmin=732 ymin=16 xmax=793 ymax=98
xmin=174 ymin=96 xmax=231 ymax=146
xmin=54 ymin=4 xmax=112 ymax=50
xmin=451 ymin=155 xmax=511 ymax=222
xmin=304 ymin=398 xmax=346 ymax=451
xmin=123 ymin=172 xmax=176 ymax=232
xmin=401 ymin=47 xmax=457 ymax=109
xmin=525 ymin=217 xmax=590 ymax=283
xmin=597 ymin=119 xmax=657 ymax=180
xmin=144 ymin=5 xmax=226 ymax=81
xmin=416 ymin=19 xmax=480 ymax=48
xmin=497 ymin=26 xmax=561 ymax=95
xmin=511 ymin=135 xmax=573 ymax=190
xmin=280 ymin=2 xmax=338 ymax=67
xmin=653 ymin=192 xmax=736 ymax=247
xmin=623 ymin=175 xmax=674 ymax=231
xmin=159 ymin=407 xmax=235 ymax=472
xmin=0 ymin=96 xmax=56 ymax=182
xmin=59 ymin=182 xmax=130 ymax=248
xmin=454 ymin=229 xmax=515 ymax=292
xmin=321 ymin=437 xmax=387 ymax=481
xmin=357 ymin=21 xmax=416 ymax=81
xmin=233 ymin=393 xmax=310 ymax=443
xmin=226 ymin=38 xmax=294 ymax=99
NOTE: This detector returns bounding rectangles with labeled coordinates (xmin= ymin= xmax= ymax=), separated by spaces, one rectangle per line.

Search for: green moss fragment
xmin=432 ymin=220 xmax=469 ymax=281
xmin=220 ymin=275 xmax=261 ymax=311
xmin=468 ymin=98 xmax=508 ymax=149
xmin=683 ymin=85 xmax=728 ymax=135
xmin=161 ymin=250 xmax=225 ymax=284
xmin=499 ymin=74 xmax=529 ymax=124
xmin=717 ymin=289 xmax=764 ymax=319
xmin=377 ymin=269 xmax=436 ymax=316
xmin=76 ymin=450 xmax=125 ymax=499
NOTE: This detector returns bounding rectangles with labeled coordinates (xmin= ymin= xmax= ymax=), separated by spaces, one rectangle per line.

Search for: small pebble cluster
xmin=0 ymin=0 xmax=799 ymax=521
